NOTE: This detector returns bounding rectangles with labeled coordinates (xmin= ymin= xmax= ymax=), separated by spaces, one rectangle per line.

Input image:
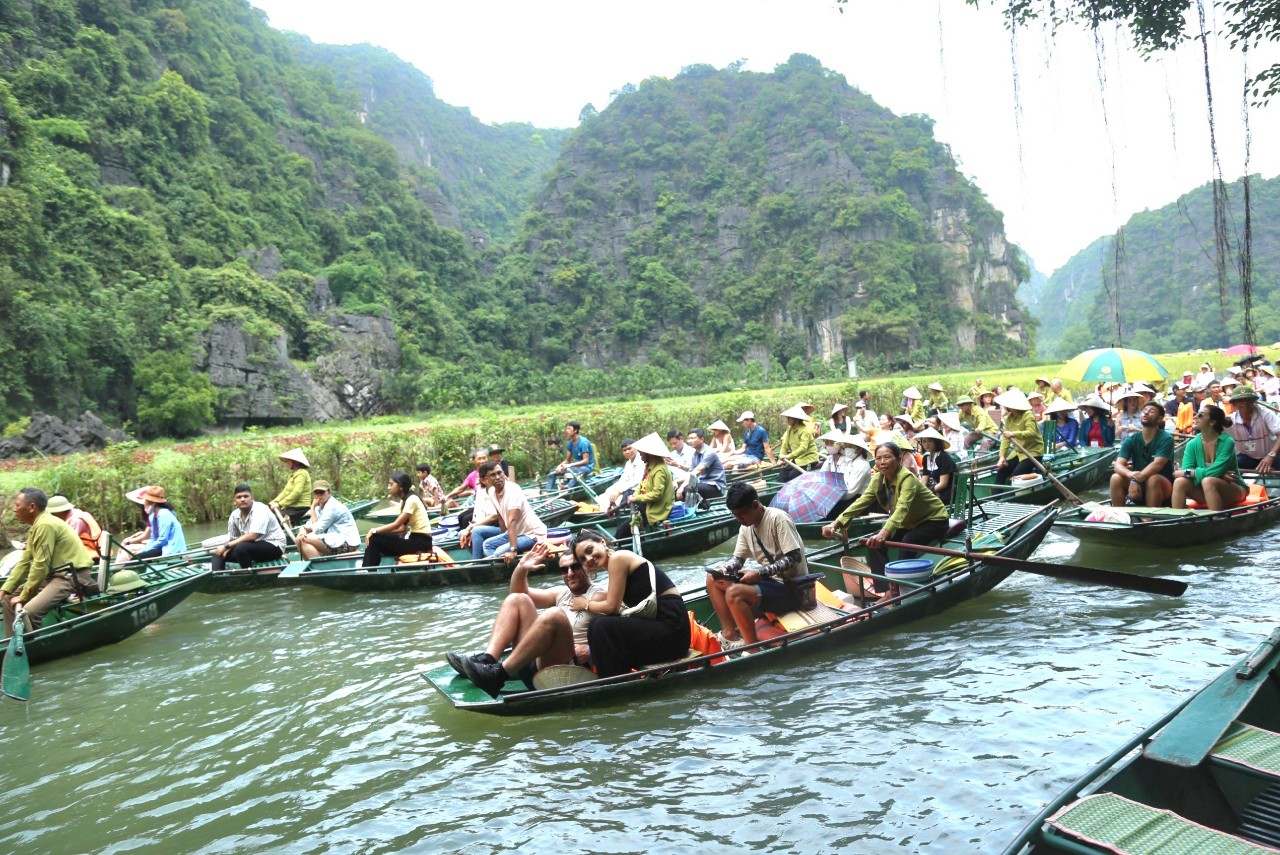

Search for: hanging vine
xmin=1239 ymin=38 xmax=1256 ymax=345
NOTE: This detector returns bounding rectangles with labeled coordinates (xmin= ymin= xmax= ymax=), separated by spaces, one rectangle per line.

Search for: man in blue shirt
xmin=683 ymin=428 xmax=727 ymax=501
xmin=734 ymin=411 xmax=775 ymax=466
xmin=546 ymin=421 xmax=595 ymax=490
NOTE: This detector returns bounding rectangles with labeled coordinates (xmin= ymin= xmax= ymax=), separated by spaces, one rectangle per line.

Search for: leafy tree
xmin=134 ymin=350 xmax=218 ymax=437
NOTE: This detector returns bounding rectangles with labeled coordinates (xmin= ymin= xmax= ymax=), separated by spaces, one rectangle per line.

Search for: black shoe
xmin=515 ymin=661 xmax=537 ymax=690
xmin=446 ymin=651 xmax=497 ymax=677
xmin=460 ymin=657 xmax=508 ymax=698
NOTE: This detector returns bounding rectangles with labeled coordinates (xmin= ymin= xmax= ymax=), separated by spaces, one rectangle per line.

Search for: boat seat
xmin=1211 ymin=722 xmax=1280 ymax=780
xmin=396 ymin=546 xmax=455 ymax=566
xmin=771 ymin=597 xmax=850 ymax=633
xmin=1187 ymin=483 xmax=1268 ymax=510
xmin=1043 ymin=792 xmax=1280 ymax=854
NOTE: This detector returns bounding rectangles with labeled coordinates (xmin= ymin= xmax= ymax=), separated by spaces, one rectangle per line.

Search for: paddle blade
xmin=1023 ymin=560 xmax=1187 ymax=597
xmin=3 ymin=610 xmax=31 ymax=702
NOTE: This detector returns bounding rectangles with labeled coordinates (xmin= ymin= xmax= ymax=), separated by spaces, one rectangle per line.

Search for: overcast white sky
xmin=251 ymin=0 xmax=1278 ymax=275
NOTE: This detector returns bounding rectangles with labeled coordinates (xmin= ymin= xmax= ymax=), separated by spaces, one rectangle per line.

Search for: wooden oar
xmin=872 ymin=538 xmax=1186 ymax=597
xmin=1005 ymin=435 xmax=1086 ymax=506
xmin=273 ymin=507 xmax=299 ymax=547
xmin=3 ymin=605 xmax=31 ymax=702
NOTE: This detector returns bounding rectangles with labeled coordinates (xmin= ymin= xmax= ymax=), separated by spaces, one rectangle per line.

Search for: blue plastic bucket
xmin=546 ymin=528 xmax=570 ymax=540
xmin=884 ymin=558 xmax=933 ymax=586
xmin=669 ymin=502 xmax=688 ymax=520
xmin=439 ymin=514 xmax=460 ymax=530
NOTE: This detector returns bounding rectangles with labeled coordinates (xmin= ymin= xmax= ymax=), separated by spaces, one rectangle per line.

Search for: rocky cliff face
xmin=196 ymin=258 xmax=400 ymax=424
xmin=512 ymin=58 xmax=1032 ymax=371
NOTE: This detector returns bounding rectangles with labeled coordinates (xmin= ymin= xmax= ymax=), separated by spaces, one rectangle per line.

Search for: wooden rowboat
xmin=422 ymin=501 xmax=1058 ymax=715
xmin=0 ymin=562 xmax=210 ymax=666
xmin=1003 ymin=627 xmax=1280 ymax=854
xmin=1053 ymin=474 xmax=1280 ymax=548
xmin=970 ymin=445 xmax=1119 ymax=505
xmin=276 ymin=506 xmax=741 ymax=592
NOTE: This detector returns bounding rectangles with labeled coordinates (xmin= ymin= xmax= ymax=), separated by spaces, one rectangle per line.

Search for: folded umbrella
xmin=769 ymin=470 xmax=847 ymax=523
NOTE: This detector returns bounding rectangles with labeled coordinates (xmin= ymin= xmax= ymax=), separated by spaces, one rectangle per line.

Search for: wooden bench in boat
xmin=1043 ymin=792 xmax=1280 ymax=854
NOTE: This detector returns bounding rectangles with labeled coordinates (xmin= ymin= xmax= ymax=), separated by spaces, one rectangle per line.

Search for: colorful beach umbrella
xmin=769 ymin=470 xmax=847 ymax=523
xmin=1060 ymin=348 xmax=1169 ymax=384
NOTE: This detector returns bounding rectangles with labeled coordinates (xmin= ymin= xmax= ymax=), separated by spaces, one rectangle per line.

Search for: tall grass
xmin=0 ymin=347 xmax=1223 ymax=537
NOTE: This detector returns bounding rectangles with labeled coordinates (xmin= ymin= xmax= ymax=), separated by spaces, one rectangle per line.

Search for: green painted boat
xmin=519 ymin=467 xmax=624 ymax=503
xmin=277 ymin=506 xmax=741 ymax=592
xmin=275 ymin=547 xmax=561 ymax=592
xmin=1053 ymin=473 xmax=1280 ymax=549
xmin=422 ymin=500 xmax=1057 ymax=715
xmin=1003 ymin=627 xmax=1280 ymax=854
xmin=570 ymin=475 xmax=783 ymax=526
xmin=345 ymin=497 xmax=384 ymax=520
xmin=971 ymin=445 xmax=1118 ymax=504
xmin=0 ymin=562 xmax=210 ymax=666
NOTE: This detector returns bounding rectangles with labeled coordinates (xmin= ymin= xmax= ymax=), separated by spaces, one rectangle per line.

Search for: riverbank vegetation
xmin=0 ymin=348 xmax=1226 ymax=537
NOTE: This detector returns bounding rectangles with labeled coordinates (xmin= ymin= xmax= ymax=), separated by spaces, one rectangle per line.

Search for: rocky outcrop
xmin=0 ymin=412 xmax=130 ymax=460
xmin=195 ymin=298 xmax=400 ymax=424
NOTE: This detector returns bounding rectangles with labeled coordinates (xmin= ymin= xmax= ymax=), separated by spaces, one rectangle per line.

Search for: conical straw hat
xmin=279 ymin=447 xmax=310 ymax=468
xmin=994 ymin=389 xmax=1031 ymax=411
xmin=630 ymin=432 xmax=670 ymax=458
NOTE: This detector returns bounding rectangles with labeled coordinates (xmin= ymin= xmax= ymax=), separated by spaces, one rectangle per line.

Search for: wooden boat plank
xmin=1002 ymin=627 xmax=1280 ymax=854
xmin=1144 ymin=630 xmax=1280 ymax=768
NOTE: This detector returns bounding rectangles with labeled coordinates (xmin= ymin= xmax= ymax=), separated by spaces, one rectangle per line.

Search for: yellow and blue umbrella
xmin=1061 ymin=347 xmax=1169 ymax=383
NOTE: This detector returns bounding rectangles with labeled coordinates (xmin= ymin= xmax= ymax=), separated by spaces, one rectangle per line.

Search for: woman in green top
xmin=994 ymin=389 xmax=1044 ymax=485
xmin=777 ymin=404 xmax=821 ymax=483
xmin=271 ymin=447 xmax=313 ymax=526
xmin=820 ymin=442 xmax=950 ymax=593
xmin=619 ymin=432 xmax=675 ymax=539
xmin=1172 ymin=404 xmax=1248 ymax=510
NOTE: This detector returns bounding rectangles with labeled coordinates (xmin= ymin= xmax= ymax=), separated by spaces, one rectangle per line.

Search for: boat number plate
xmin=132 ymin=602 xmax=160 ymax=628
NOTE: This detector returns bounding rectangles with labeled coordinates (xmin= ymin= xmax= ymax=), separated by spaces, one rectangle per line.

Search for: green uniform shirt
xmin=960 ymin=406 xmax=997 ymax=437
xmin=835 ymin=465 xmax=950 ymax=533
xmin=999 ymin=409 xmax=1044 ymax=461
xmin=907 ymin=400 xmax=926 ymax=423
xmin=2 ymin=510 xmax=94 ymax=601
xmin=634 ymin=461 xmax=674 ymax=525
xmin=928 ymin=392 xmax=949 ymax=412
xmin=272 ymin=467 xmax=312 ymax=509
xmin=778 ymin=425 xmax=820 ymax=467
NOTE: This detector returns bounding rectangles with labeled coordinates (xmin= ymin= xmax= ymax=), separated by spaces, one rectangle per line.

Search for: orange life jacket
xmin=70 ymin=509 xmax=103 ymax=557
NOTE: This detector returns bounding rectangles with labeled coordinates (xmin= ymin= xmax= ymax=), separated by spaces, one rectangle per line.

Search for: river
xmin=0 ymin=509 xmax=1276 ymax=853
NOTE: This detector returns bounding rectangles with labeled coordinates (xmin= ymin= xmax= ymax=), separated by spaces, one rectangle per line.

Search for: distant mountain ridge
xmin=1033 ymin=174 xmax=1280 ymax=358
xmin=288 ymin=39 xmax=567 ymax=244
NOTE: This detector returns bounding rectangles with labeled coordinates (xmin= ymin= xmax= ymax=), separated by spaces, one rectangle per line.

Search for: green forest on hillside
xmin=488 ymin=55 xmax=1032 ymax=375
xmin=0 ymin=1 xmax=1032 ymax=442
xmin=1035 ymin=175 xmax=1280 ymax=358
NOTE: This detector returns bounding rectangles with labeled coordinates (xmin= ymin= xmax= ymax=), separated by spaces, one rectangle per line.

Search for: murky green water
xmin=1 ymin=510 xmax=1277 ymax=853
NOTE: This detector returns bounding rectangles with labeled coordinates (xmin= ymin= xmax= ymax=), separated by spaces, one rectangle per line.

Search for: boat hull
xmin=424 ymin=501 xmax=1057 ymax=715
xmin=7 ymin=568 xmax=211 ymax=666
xmin=1003 ymin=628 xmax=1280 ymax=854
xmin=1053 ymin=473 xmax=1280 ymax=548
